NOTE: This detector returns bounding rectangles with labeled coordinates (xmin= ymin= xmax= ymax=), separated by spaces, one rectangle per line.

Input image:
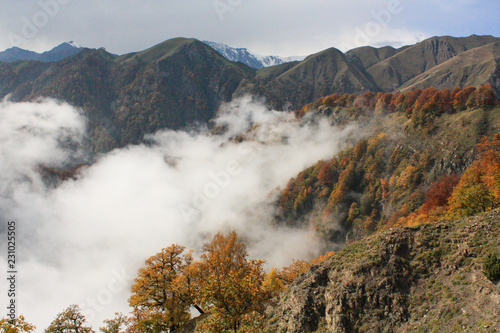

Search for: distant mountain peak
xmin=66 ymin=41 xmax=81 ymax=48
xmin=0 ymin=42 xmax=84 ymax=63
xmin=203 ymin=40 xmax=304 ymax=69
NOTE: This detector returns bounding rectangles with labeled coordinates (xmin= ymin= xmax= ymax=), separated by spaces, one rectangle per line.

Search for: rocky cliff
xmin=267 ymin=210 xmax=500 ymax=332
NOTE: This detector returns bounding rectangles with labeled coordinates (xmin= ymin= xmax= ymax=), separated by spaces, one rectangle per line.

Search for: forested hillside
xmin=276 ymin=84 xmax=500 ymax=243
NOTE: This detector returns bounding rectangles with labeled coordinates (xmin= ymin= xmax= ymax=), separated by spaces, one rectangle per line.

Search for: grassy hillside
xmin=173 ymin=209 xmax=500 ymax=332
xmin=345 ymin=45 xmax=402 ymax=70
xmin=367 ymin=35 xmax=500 ymax=91
xmin=116 ymin=37 xmax=200 ymax=63
xmin=234 ymin=35 xmax=500 ymax=110
xmin=235 ymin=47 xmax=380 ymax=110
xmin=2 ymin=35 xmax=500 ymax=155
xmin=399 ymin=42 xmax=500 ymax=92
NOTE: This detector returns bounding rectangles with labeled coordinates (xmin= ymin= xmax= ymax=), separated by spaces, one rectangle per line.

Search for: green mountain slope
xmin=234 ymin=35 xmax=500 ymax=109
xmin=0 ymin=38 xmax=255 ymax=152
xmin=116 ymin=37 xmax=200 ymax=63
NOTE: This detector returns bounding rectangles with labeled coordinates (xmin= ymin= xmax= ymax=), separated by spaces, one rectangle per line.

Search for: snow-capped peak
xmin=203 ymin=40 xmax=304 ymax=69
xmin=66 ymin=41 xmax=81 ymax=48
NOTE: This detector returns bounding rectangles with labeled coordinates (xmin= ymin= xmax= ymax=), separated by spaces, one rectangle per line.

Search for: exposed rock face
xmin=324 ymin=232 xmax=411 ymax=333
xmin=268 ymin=265 xmax=330 ymax=332
xmin=267 ymin=210 xmax=500 ymax=332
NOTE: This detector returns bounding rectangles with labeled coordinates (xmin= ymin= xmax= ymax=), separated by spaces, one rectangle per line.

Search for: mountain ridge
xmin=398 ymin=41 xmax=500 ymax=92
xmin=1 ymin=35 xmax=500 ymax=154
xmin=0 ymin=41 xmax=84 ymax=63
xmin=0 ymin=38 xmax=255 ymax=152
xmin=366 ymin=34 xmax=500 ymax=91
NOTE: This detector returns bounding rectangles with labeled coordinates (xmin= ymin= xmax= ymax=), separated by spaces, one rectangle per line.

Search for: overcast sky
xmin=0 ymin=0 xmax=499 ymax=57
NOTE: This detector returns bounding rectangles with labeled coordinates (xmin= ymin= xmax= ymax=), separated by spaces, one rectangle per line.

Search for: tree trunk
xmin=193 ymin=304 xmax=205 ymax=314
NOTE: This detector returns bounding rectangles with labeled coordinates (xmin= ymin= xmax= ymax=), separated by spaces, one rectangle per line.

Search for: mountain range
xmin=0 ymin=41 xmax=84 ymax=63
xmin=0 ymin=40 xmax=303 ymax=69
xmin=1 ymin=35 xmax=500 ymax=153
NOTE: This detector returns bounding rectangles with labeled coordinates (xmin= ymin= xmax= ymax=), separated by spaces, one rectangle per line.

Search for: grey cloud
xmin=1 ymin=0 xmax=497 ymax=56
xmin=0 ymin=96 xmax=355 ymax=331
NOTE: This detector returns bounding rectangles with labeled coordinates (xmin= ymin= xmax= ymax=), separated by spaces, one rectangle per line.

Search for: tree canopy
xmin=44 ymin=305 xmax=93 ymax=333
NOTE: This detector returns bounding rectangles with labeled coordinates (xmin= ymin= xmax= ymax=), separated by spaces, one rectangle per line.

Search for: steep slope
xmin=399 ymin=41 xmax=500 ymax=92
xmin=368 ymin=35 xmax=500 ymax=91
xmin=267 ymin=210 xmax=500 ymax=332
xmin=236 ymin=47 xmax=380 ymax=109
xmin=2 ymin=35 xmax=500 ymax=154
xmin=0 ymin=38 xmax=255 ymax=152
xmin=117 ymin=38 xmax=202 ymax=63
xmin=234 ymin=35 xmax=500 ymax=108
xmin=275 ymin=98 xmax=500 ymax=245
xmin=112 ymin=38 xmax=255 ymax=146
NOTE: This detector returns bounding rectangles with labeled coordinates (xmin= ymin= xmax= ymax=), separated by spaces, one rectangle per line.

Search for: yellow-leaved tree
xmin=445 ymin=122 xmax=500 ymax=219
xmin=196 ymin=232 xmax=269 ymax=333
xmin=128 ymin=244 xmax=202 ymax=333
xmin=44 ymin=305 xmax=94 ymax=333
xmin=0 ymin=316 xmax=35 ymax=333
xmin=99 ymin=313 xmax=130 ymax=333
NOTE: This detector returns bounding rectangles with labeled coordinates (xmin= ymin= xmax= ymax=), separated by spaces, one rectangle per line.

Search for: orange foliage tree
xmin=453 ymin=86 xmax=476 ymax=111
xmin=197 ymin=232 xmax=269 ymax=333
xmin=445 ymin=122 xmax=500 ymax=218
xmin=44 ymin=305 xmax=94 ymax=333
xmin=129 ymin=245 xmax=200 ymax=332
xmin=353 ymin=91 xmax=376 ymax=110
xmin=274 ymin=252 xmax=335 ymax=288
xmin=420 ymin=174 xmax=461 ymax=217
xmin=445 ymin=163 xmax=494 ymax=218
xmin=317 ymin=161 xmax=337 ymax=187
xmin=467 ymin=84 xmax=498 ymax=108
xmin=374 ymin=92 xmax=393 ymax=114
xmin=100 ymin=313 xmax=131 ymax=333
